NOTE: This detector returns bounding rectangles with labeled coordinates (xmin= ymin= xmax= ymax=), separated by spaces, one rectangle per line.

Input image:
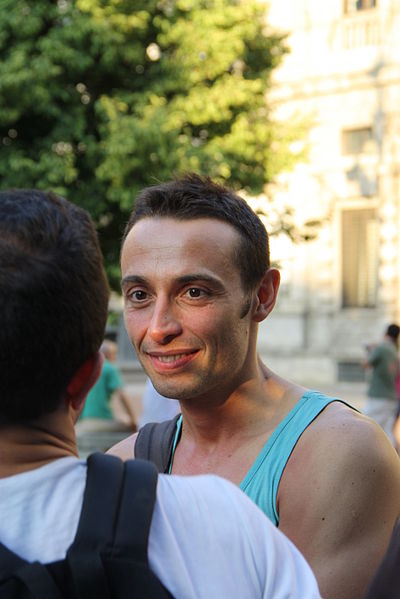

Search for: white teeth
xmin=156 ymin=354 xmax=186 ymax=363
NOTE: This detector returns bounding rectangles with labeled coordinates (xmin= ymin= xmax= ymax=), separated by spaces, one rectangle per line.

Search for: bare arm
xmin=362 ymin=343 xmax=378 ymax=369
xmin=115 ymin=388 xmax=137 ymax=430
xmin=277 ymin=406 xmax=400 ymax=599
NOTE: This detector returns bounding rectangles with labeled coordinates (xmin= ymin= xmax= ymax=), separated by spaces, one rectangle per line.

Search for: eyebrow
xmin=121 ymin=273 xmax=224 ymax=290
xmin=175 ymin=274 xmax=224 ymax=288
xmin=121 ymin=275 xmax=147 ymax=289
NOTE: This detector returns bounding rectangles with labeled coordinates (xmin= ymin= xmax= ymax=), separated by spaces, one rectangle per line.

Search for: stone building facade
xmin=257 ymin=0 xmax=400 ymax=384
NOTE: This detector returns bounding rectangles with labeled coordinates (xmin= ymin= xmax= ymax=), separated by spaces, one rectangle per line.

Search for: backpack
xmin=135 ymin=416 xmax=181 ymax=473
xmin=0 ymin=453 xmax=173 ymax=598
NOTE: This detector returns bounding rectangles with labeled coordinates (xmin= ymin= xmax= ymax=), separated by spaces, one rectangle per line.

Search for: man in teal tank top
xmin=109 ymin=174 xmax=400 ymax=599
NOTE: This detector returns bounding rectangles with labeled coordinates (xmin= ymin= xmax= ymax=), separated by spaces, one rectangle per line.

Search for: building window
xmin=341 ymin=127 xmax=373 ymax=155
xmin=341 ymin=207 xmax=378 ymax=308
xmin=344 ymin=0 xmax=376 ymax=13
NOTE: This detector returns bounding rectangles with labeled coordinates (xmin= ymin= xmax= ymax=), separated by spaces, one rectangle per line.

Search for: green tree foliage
xmin=0 ymin=0 xmax=302 ymax=288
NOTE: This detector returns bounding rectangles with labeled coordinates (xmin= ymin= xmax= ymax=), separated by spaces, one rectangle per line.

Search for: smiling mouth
xmin=155 ymin=353 xmax=191 ymax=363
xmin=146 ymin=350 xmax=198 ymax=369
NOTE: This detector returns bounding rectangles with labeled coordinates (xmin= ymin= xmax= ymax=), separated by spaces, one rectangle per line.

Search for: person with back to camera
xmin=0 ymin=189 xmax=321 ymax=598
xmin=109 ymin=173 xmax=400 ymax=599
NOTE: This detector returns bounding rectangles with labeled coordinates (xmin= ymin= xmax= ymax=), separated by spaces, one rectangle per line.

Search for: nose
xmin=148 ymin=297 xmax=182 ymax=345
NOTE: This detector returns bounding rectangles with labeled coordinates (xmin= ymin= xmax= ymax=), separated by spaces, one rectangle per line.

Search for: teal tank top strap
xmin=167 ymin=392 xmax=355 ymax=526
xmin=239 ymin=391 xmax=355 ymax=525
xmin=168 ymin=414 xmax=183 ymax=474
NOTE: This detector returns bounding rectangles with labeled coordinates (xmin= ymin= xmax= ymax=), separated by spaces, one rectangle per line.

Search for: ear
xmin=65 ymin=352 xmax=104 ymax=412
xmin=252 ymin=268 xmax=280 ymax=323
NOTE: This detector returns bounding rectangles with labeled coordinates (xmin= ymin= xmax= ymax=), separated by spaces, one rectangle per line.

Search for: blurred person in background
xmin=139 ymin=378 xmax=180 ymax=429
xmin=363 ymin=323 xmax=400 ymax=443
xmin=77 ymin=339 xmax=137 ymax=432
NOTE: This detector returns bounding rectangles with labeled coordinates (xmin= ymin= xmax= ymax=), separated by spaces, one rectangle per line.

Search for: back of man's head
xmin=101 ymin=340 xmax=118 ymax=362
xmin=123 ymin=173 xmax=270 ymax=291
xmin=386 ymin=323 xmax=400 ymax=344
xmin=0 ymin=189 xmax=109 ymax=423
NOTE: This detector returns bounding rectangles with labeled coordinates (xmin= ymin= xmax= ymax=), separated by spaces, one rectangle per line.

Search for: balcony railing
xmin=342 ymin=12 xmax=380 ymax=48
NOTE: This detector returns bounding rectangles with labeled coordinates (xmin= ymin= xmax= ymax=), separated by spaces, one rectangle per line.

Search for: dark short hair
xmin=386 ymin=324 xmax=400 ymax=341
xmin=0 ymin=189 xmax=109 ymax=423
xmin=123 ymin=173 xmax=270 ymax=290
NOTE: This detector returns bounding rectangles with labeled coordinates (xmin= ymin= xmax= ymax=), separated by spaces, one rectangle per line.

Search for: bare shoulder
xmin=326 ymin=404 xmax=400 ymax=499
xmin=306 ymin=401 xmax=400 ymax=467
xmin=278 ymin=401 xmax=400 ymax=599
xmin=106 ymin=431 xmax=138 ymax=460
xmin=281 ymin=401 xmax=400 ymax=510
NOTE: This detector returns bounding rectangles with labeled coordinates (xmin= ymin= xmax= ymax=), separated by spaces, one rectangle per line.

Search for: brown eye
xmin=185 ymin=287 xmax=208 ymax=299
xmin=131 ymin=290 xmax=147 ymax=301
xmin=188 ymin=288 xmax=202 ymax=297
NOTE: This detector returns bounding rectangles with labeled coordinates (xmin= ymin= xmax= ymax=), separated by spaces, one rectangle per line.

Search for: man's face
xmin=121 ymin=217 xmax=257 ymax=403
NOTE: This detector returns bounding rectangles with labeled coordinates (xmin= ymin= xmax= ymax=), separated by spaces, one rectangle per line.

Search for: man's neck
xmin=0 ymin=410 xmax=79 ymax=478
xmin=178 ymin=365 xmax=304 ymax=446
xmin=171 ymin=367 xmax=305 ymax=483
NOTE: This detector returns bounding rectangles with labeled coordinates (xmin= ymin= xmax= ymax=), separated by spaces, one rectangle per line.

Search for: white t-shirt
xmin=0 ymin=457 xmax=321 ymax=598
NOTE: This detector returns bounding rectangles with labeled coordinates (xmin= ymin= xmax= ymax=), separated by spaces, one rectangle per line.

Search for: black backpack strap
xmin=108 ymin=458 xmax=174 ymax=598
xmin=0 ymin=456 xmax=122 ymax=599
xmin=135 ymin=415 xmax=181 ymax=473
xmin=0 ymin=454 xmax=167 ymax=599
xmin=0 ymin=542 xmax=27 ymax=575
xmin=0 ymin=543 xmax=63 ymax=598
xmin=112 ymin=458 xmax=158 ymax=563
xmin=67 ymin=453 xmax=163 ymax=598
xmin=12 ymin=562 xmax=64 ymax=598
xmin=66 ymin=453 xmax=125 ymax=598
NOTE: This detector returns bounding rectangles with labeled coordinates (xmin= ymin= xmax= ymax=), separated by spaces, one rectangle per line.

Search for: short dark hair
xmin=386 ymin=324 xmax=400 ymax=342
xmin=123 ymin=173 xmax=270 ymax=290
xmin=0 ymin=189 xmax=109 ymax=423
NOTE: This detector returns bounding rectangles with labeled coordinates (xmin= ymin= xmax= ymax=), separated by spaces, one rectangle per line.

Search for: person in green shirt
xmin=363 ymin=323 xmax=400 ymax=442
xmin=79 ymin=340 xmax=137 ymax=431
